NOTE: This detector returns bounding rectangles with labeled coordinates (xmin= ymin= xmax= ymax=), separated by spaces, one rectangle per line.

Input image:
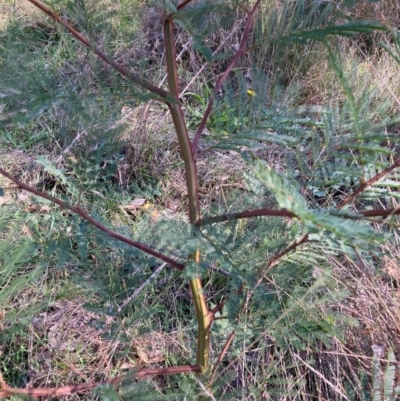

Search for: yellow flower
xmin=246 ymin=89 xmax=256 ymax=97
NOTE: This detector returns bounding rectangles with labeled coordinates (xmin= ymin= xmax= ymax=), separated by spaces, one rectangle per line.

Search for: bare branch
xmin=192 ymin=100 xmax=215 ymax=155
xmin=199 ymin=204 xmax=400 ymax=275
xmin=197 ymin=205 xmax=400 ymax=277
xmin=27 ymin=0 xmax=168 ymax=99
xmin=0 ymin=168 xmax=184 ymax=271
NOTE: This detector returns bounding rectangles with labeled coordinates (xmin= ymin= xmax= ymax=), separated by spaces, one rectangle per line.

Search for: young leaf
xmin=254 ymin=161 xmax=308 ymax=214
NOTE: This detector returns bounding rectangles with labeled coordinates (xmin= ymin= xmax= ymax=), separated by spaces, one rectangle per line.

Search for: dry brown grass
xmin=1 ymin=1 xmax=400 ymax=399
xmin=325 ymin=231 xmax=400 ymax=397
xmin=0 ymin=0 xmax=43 ymax=29
xmin=2 ymin=294 xmax=188 ymax=400
xmin=352 ymin=0 xmax=400 ymax=27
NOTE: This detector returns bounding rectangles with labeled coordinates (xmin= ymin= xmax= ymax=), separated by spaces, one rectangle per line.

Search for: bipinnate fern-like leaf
xmin=0 ymin=0 xmax=399 ymax=398
xmin=254 ymin=161 xmax=308 ymax=214
xmin=94 ymin=378 xmax=172 ymax=401
xmin=384 ymin=350 xmax=397 ymax=401
xmin=282 ymin=20 xmax=387 ymax=44
xmin=381 ymin=29 xmax=400 ymax=66
xmin=253 ymin=161 xmax=377 ymax=245
xmin=371 ymin=348 xmax=399 ymax=401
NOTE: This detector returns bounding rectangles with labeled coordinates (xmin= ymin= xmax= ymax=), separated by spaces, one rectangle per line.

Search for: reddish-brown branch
xmin=191 ymin=0 xmax=263 ymax=152
xmin=264 ymin=157 xmax=400 ymax=269
xmin=267 ymin=233 xmax=310 ymax=269
xmin=210 ymin=299 xmax=226 ymax=316
xmin=196 ymin=203 xmax=400 ymax=279
xmin=26 ymin=0 xmax=167 ymax=99
xmin=196 ymin=208 xmax=297 ymax=226
xmin=197 ymin=204 xmax=400 ymax=275
xmin=196 ymin=206 xmax=400 ymax=226
xmin=338 ymin=157 xmax=400 ymax=208
xmin=177 ymin=0 xmax=195 ymax=10
xmin=192 ymin=100 xmax=215 ymax=155
xmin=0 ymin=365 xmax=201 ymax=398
xmin=212 ymin=0 xmax=262 ymax=93
xmin=210 ymin=330 xmax=236 ymax=383
xmin=0 ymin=168 xmax=184 ymax=271
xmin=361 ymin=207 xmax=400 ymax=218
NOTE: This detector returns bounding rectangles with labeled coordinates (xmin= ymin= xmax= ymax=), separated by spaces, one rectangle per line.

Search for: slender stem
xmin=26 ymin=0 xmax=167 ymax=99
xmin=0 ymin=168 xmax=184 ymax=270
xmin=164 ymin=17 xmax=200 ymax=222
xmin=119 ymin=263 xmax=167 ymax=311
xmin=0 ymin=365 xmax=201 ymax=398
xmin=338 ymin=157 xmax=400 ymax=208
xmin=210 ymin=330 xmax=236 ymax=382
xmin=177 ymin=0 xmax=195 ymax=10
xmin=191 ymin=0 xmax=263 ymax=152
xmin=264 ymin=156 xmax=400 ymax=269
xmin=267 ymin=233 xmax=310 ymax=269
xmin=196 ymin=205 xmax=400 ymax=226
xmin=361 ymin=207 xmax=400 ymax=218
xmin=163 ymin=15 xmax=211 ymax=373
xmin=196 ymin=208 xmax=298 ymax=226
xmin=192 ymin=100 xmax=214 ymax=155
xmin=197 ymin=202 xmax=400 ymax=280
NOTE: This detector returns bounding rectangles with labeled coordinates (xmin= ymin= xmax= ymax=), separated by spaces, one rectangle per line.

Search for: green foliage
xmin=382 ymin=28 xmax=400 ymax=65
xmin=283 ymin=20 xmax=387 ymax=44
xmin=0 ymin=0 xmax=399 ymax=399
xmin=371 ymin=349 xmax=400 ymax=401
xmin=94 ymin=379 xmax=168 ymax=401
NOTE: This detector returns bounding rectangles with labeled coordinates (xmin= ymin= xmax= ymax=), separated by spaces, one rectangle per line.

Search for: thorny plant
xmin=0 ymin=0 xmax=399 ymax=398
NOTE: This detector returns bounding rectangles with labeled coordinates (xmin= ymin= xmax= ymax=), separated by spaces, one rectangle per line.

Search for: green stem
xmin=164 ymin=15 xmax=211 ymax=373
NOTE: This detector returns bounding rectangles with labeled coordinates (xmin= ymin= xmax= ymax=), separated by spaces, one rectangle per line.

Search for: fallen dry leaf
xmin=119 ymin=198 xmax=146 ymax=212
